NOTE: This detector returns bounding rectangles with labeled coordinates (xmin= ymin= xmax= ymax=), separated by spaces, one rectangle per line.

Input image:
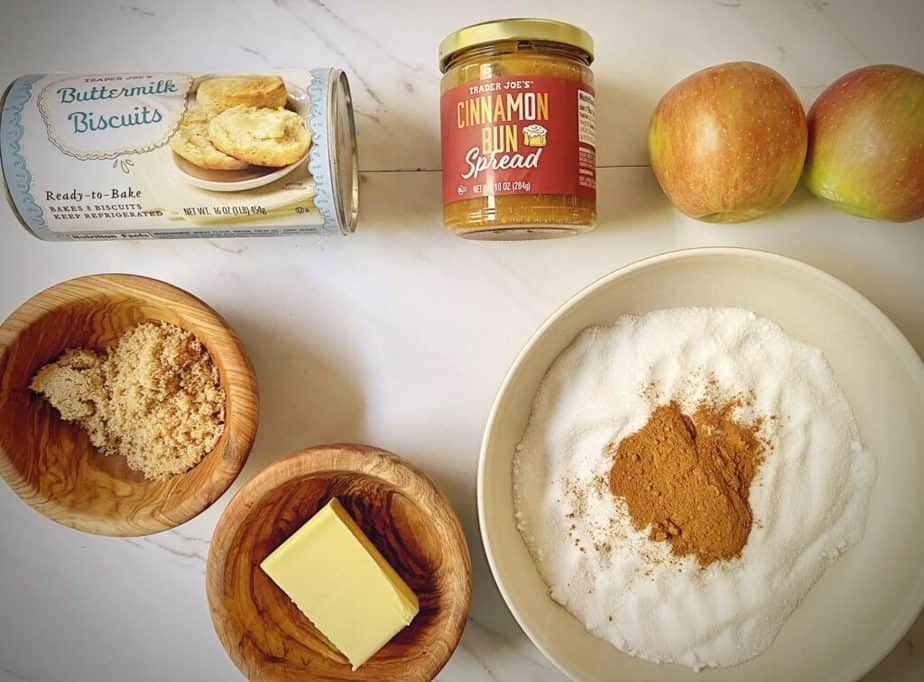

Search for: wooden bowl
xmin=0 ymin=274 xmax=259 ymax=536
xmin=207 ymin=444 xmax=472 ymax=681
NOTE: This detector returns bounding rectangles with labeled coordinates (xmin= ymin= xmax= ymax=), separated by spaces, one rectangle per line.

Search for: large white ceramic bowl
xmin=479 ymin=247 xmax=924 ymax=682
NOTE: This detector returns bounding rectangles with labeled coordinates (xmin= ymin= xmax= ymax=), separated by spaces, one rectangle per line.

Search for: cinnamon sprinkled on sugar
xmin=608 ymin=396 xmax=766 ymax=566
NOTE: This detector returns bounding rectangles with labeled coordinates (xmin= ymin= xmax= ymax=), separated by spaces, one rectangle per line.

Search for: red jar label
xmin=440 ymin=76 xmax=596 ymax=205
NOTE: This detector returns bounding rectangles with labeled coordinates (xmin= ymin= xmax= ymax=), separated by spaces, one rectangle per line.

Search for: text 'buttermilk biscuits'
xmin=208 ymin=106 xmax=311 ymax=168
xmin=169 ymin=107 xmax=249 ymax=170
xmin=196 ymin=75 xmax=288 ymax=113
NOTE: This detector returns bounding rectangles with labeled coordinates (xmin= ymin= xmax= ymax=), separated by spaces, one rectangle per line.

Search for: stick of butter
xmin=260 ymin=497 xmax=420 ymax=670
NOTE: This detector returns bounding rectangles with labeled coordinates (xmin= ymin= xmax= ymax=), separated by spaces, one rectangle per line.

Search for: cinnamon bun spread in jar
xmin=439 ymin=19 xmax=596 ymax=240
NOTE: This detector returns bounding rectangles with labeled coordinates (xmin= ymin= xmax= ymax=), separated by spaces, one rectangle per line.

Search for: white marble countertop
xmin=0 ymin=1 xmax=922 ymax=680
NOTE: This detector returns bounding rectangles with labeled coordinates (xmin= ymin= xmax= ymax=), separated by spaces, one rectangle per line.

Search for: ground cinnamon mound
xmin=608 ymin=399 xmax=765 ymax=566
xmin=30 ymin=321 xmax=225 ymax=481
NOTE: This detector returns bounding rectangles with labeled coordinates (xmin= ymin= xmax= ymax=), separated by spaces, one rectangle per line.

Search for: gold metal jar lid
xmin=438 ymin=18 xmax=594 ymax=71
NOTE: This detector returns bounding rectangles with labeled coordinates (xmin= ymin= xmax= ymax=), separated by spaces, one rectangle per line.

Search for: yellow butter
xmin=260 ymin=498 xmax=419 ymax=670
xmin=238 ymin=110 xmax=288 ymax=139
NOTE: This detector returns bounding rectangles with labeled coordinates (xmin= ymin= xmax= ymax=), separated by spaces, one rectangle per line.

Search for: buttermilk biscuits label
xmin=38 ymin=75 xmax=192 ymax=160
xmin=0 ymin=70 xmax=357 ymax=240
xmin=440 ymin=76 xmax=596 ymax=204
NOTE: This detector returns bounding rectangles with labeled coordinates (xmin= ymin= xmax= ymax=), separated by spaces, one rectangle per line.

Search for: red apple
xmin=648 ymin=62 xmax=807 ymax=222
xmin=803 ymin=65 xmax=924 ymax=222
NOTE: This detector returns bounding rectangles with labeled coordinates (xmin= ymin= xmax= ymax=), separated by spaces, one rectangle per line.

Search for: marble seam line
xmin=362 ymin=163 xmax=650 ymax=174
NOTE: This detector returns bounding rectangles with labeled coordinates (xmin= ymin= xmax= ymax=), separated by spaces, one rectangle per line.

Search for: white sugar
xmin=513 ymin=308 xmax=875 ymax=670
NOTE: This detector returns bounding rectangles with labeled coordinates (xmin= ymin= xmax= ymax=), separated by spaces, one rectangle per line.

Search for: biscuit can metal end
xmin=0 ymin=69 xmax=359 ymax=240
xmin=307 ymin=68 xmax=359 ymax=235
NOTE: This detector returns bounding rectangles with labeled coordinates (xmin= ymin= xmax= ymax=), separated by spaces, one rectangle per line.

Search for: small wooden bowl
xmin=0 ymin=274 xmax=258 ymax=536
xmin=207 ymin=444 xmax=472 ymax=681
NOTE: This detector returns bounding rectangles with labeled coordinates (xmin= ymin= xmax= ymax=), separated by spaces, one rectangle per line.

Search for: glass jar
xmin=439 ymin=19 xmax=596 ymax=240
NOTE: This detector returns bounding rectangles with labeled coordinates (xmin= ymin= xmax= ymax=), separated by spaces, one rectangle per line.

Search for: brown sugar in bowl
xmin=0 ymin=274 xmax=258 ymax=536
xmin=206 ymin=443 xmax=472 ymax=682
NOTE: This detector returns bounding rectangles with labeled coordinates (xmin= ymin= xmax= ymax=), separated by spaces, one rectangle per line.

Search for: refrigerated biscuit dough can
xmin=0 ymin=69 xmax=358 ymax=240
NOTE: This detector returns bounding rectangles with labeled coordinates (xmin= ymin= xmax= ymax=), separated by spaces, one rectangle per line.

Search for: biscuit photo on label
xmin=208 ymin=106 xmax=311 ymax=168
xmin=169 ymin=107 xmax=250 ymax=170
xmin=196 ymin=75 xmax=288 ymax=113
